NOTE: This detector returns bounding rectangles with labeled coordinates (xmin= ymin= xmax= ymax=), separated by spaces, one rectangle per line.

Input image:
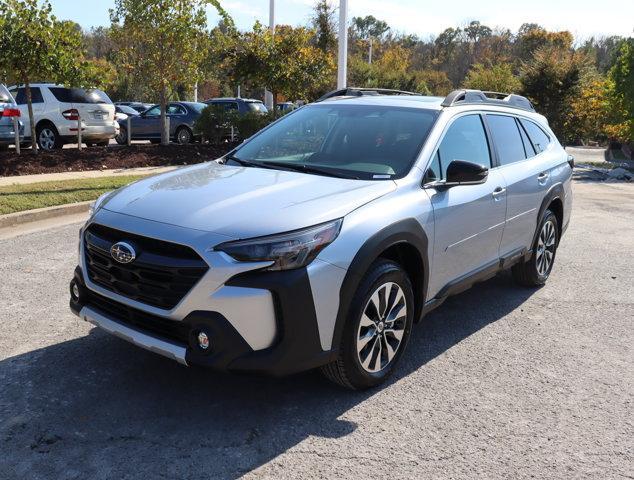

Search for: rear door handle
xmin=538 ymin=172 xmax=550 ymax=182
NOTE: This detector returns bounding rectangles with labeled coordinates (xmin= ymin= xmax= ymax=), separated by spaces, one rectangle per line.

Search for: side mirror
xmin=445 ymin=160 xmax=488 ymax=186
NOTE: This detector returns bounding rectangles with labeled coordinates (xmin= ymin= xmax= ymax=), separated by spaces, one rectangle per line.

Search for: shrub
xmin=193 ymin=104 xmax=236 ymax=144
xmin=233 ymin=111 xmax=276 ymax=140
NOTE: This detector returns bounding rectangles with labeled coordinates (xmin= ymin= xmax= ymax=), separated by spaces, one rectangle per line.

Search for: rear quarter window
xmin=519 ymin=119 xmax=551 ymax=153
xmin=49 ymin=87 xmax=112 ymax=104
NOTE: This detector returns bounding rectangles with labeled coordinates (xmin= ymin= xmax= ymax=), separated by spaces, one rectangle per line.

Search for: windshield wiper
xmin=223 ymin=154 xmax=257 ymax=167
xmin=258 ymin=161 xmax=359 ymax=179
xmin=224 ymin=155 xmax=358 ymax=179
xmin=224 ymin=154 xmax=284 ymax=172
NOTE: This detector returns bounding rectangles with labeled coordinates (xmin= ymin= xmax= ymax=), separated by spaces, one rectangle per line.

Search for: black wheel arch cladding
xmin=331 ymin=218 xmax=430 ymax=352
xmin=532 ymin=182 xmax=565 ymax=250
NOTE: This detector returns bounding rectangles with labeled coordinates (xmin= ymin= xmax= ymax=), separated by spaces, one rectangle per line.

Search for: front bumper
xmin=70 ymin=262 xmax=337 ymax=376
xmin=70 ymin=210 xmax=346 ymax=375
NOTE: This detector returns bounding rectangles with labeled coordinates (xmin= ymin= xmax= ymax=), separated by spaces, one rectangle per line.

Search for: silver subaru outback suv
xmin=70 ymin=88 xmax=573 ymax=390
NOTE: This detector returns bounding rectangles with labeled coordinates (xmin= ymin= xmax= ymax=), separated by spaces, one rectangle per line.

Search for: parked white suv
xmin=8 ymin=84 xmax=118 ymax=150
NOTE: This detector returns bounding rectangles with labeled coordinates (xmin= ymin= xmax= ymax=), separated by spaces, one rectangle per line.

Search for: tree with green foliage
xmin=229 ymin=23 xmax=335 ymax=104
xmin=607 ymin=39 xmax=634 ymax=143
xmin=351 ymin=15 xmax=390 ymax=64
xmin=464 ymin=63 xmax=521 ymax=93
xmin=311 ymin=0 xmax=337 ymax=53
xmin=110 ymin=0 xmax=231 ymax=145
xmin=0 ymin=0 xmax=88 ymax=151
xmin=520 ymin=46 xmax=591 ymax=142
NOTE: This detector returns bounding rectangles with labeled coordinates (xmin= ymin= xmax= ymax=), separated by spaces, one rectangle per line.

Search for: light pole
xmin=337 ymin=0 xmax=348 ymax=89
xmin=264 ymin=0 xmax=275 ymax=109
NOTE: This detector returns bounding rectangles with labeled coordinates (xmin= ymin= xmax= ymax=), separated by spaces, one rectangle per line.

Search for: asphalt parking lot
xmin=0 ymin=180 xmax=632 ymax=479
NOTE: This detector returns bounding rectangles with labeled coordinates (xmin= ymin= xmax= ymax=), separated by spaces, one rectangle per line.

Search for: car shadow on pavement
xmin=1 ymin=271 xmax=536 ymax=479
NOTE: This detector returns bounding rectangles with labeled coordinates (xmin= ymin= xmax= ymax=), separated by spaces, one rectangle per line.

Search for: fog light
xmin=71 ymin=282 xmax=80 ymax=301
xmin=197 ymin=331 xmax=210 ymax=350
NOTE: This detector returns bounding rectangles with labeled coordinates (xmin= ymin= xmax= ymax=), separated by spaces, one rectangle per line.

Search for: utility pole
xmin=264 ymin=0 xmax=275 ymax=109
xmin=337 ymin=0 xmax=348 ymax=89
xmin=368 ymin=38 xmax=373 ymax=64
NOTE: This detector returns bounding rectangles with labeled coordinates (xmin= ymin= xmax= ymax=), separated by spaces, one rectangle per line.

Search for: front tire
xmin=512 ymin=209 xmax=559 ymax=287
xmin=321 ymin=259 xmax=414 ymax=390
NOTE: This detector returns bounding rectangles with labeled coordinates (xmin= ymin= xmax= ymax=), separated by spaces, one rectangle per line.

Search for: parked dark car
xmin=0 ymin=84 xmax=24 ymax=151
xmin=114 ymin=104 xmax=140 ymax=122
xmin=204 ymin=97 xmax=268 ymax=115
xmin=115 ymin=101 xmax=207 ymax=145
xmin=276 ymin=101 xmax=296 ymax=113
xmin=115 ymin=102 xmax=153 ymax=114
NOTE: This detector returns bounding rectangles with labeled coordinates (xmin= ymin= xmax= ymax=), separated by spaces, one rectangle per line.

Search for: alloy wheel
xmin=177 ymin=128 xmax=191 ymax=144
xmin=38 ymin=128 xmax=56 ymax=150
xmin=356 ymin=282 xmax=407 ymax=373
xmin=536 ymin=220 xmax=556 ymax=276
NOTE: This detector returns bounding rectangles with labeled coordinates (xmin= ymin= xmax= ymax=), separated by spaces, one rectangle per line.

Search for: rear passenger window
xmin=487 ymin=115 xmax=526 ymax=166
xmin=12 ymin=87 xmax=43 ymax=105
xmin=433 ymin=114 xmax=491 ymax=179
xmin=519 ymin=119 xmax=550 ymax=153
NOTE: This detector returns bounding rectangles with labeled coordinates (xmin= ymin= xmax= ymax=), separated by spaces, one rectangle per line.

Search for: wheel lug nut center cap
xmin=377 ymin=322 xmax=385 ymax=333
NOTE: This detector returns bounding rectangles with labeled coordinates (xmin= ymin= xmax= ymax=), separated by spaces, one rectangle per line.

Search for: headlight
xmin=215 ymin=219 xmax=343 ymax=271
xmin=89 ymin=191 xmax=114 ymax=216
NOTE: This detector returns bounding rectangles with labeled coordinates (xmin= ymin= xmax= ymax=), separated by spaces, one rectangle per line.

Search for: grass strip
xmin=0 ymin=175 xmax=145 ymax=215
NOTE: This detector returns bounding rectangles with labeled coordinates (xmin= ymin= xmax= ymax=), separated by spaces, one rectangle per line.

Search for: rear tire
xmin=176 ymin=126 xmax=193 ymax=145
xmin=512 ymin=209 xmax=559 ymax=287
xmin=36 ymin=123 xmax=62 ymax=151
xmin=321 ymin=259 xmax=414 ymax=390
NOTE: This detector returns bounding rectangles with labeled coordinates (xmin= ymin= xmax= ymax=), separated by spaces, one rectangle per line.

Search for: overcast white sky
xmin=51 ymin=0 xmax=633 ymax=40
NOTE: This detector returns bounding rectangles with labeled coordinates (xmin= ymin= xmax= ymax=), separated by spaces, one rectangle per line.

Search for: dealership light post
xmin=337 ymin=0 xmax=348 ymax=89
xmin=264 ymin=0 xmax=275 ymax=109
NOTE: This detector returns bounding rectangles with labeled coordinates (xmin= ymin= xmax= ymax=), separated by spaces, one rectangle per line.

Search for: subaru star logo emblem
xmin=110 ymin=242 xmax=136 ymax=264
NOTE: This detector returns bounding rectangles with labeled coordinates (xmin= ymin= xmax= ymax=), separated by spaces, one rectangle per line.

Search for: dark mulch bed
xmin=0 ymin=144 xmax=236 ymax=177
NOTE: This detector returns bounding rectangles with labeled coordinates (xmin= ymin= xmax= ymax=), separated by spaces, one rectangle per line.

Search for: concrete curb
xmin=0 ymin=201 xmax=91 ymax=229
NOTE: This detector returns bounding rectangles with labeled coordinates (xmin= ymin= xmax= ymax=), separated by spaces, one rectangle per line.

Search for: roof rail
xmin=316 ymin=87 xmax=420 ymax=102
xmin=441 ymin=89 xmax=535 ymax=112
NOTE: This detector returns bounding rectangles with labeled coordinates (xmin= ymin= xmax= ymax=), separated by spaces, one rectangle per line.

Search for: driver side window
xmin=424 ymin=114 xmax=491 ymax=183
xmin=145 ymin=105 xmax=161 ymax=116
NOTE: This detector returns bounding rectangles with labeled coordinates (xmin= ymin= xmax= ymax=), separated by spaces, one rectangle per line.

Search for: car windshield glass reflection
xmin=232 ymin=104 xmax=438 ymax=180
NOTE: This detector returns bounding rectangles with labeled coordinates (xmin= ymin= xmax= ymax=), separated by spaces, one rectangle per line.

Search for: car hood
xmin=102 ymin=162 xmax=396 ymax=238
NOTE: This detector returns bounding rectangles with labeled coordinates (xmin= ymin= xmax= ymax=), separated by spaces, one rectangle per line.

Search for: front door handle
xmin=492 ymin=186 xmax=506 ymax=199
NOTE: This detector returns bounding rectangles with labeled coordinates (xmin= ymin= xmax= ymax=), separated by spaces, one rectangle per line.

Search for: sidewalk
xmin=0 ymin=165 xmax=179 ymax=187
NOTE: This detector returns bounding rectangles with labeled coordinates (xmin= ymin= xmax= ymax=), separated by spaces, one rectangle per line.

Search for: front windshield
xmin=247 ymin=101 xmax=268 ymax=113
xmin=191 ymin=102 xmax=209 ymax=113
xmin=232 ymin=104 xmax=438 ymax=179
xmin=118 ymin=105 xmax=138 ymax=115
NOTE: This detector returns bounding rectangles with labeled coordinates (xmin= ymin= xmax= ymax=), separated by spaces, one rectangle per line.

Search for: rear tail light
xmin=62 ymin=109 xmax=80 ymax=121
xmin=1 ymin=108 xmax=21 ymax=117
